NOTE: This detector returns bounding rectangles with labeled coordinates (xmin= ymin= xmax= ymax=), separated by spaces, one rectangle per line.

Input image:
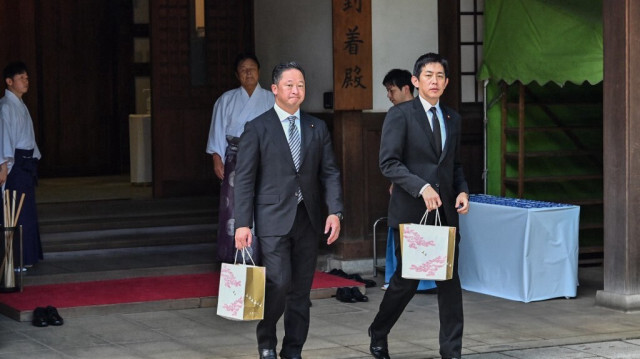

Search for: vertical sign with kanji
xmin=332 ymin=0 xmax=372 ymax=110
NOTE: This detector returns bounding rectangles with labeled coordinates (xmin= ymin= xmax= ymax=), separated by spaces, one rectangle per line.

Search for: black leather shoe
xmin=32 ymin=307 xmax=48 ymax=327
xmin=335 ymin=287 xmax=356 ymax=303
xmin=280 ymin=354 xmax=302 ymax=359
xmin=328 ymin=268 xmax=349 ymax=278
xmin=347 ymin=273 xmax=377 ymax=288
xmin=46 ymin=306 xmax=64 ymax=326
xmin=351 ymin=287 xmax=368 ymax=302
xmin=259 ymin=348 xmax=277 ymax=359
xmin=368 ymin=327 xmax=390 ymax=359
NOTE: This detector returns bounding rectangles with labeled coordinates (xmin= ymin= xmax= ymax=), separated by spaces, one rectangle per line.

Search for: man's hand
xmin=0 ymin=162 xmax=7 ymax=186
xmin=235 ymin=227 xmax=252 ymax=249
xmin=421 ymin=185 xmax=442 ymax=211
xmin=455 ymin=192 xmax=470 ymax=214
xmin=213 ymin=153 xmax=224 ymax=180
xmin=324 ymin=215 xmax=341 ymax=245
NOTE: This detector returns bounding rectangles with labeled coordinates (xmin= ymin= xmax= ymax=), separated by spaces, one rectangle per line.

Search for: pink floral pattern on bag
xmin=405 ymin=228 xmax=436 ymax=249
xmin=221 ymin=267 xmax=242 ymax=288
xmin=223 ymin=296 xmax=243 ymax=315
xmin=410 ymin=256 xmax=447 ymax=276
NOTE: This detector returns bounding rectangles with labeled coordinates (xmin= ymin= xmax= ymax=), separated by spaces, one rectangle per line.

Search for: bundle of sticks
xmin=1 ymin=190 xmax=25 ymax=288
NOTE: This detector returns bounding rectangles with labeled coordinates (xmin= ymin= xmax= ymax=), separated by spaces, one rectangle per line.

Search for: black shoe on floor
xmin=32 ymin=307 xmax=48 ymax=327
xmin=335 ymin=287 xmax=356 ymax=303
xmin=362 ymin=278 xmax=377 ymax=288
xmin=46 ymin=306 xmax=64 ymax=326
xmin=351 ymin=287 xmax=368 ymax=302
xmin=328 ymin=268 xmax=349 ymax=278
xmin=347 ymin=273 xmax=377 ymax=288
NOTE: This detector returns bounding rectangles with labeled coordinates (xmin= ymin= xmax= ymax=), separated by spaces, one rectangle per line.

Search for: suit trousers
xmin=257 ymin=202 xmax=319 ymax=356
xmin=369 ymin=211 xmax=464 ymax=358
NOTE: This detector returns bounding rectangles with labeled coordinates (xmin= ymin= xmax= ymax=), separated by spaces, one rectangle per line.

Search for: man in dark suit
xmin=234 ymin=61 xmax=344 ymax=359
xmin=368 ymin=53 xmax=470 ymax=359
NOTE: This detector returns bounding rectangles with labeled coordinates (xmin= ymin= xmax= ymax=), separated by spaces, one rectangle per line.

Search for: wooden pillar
xmin=332 ymin=111 xmax=367 ymax=258
xmin=437 ymin=0 xmax=460 ymax=109
xmin=596 ymin=0 xmax=640 ymax=311
xmin=331 ymin=0 xmax=372 ymax=259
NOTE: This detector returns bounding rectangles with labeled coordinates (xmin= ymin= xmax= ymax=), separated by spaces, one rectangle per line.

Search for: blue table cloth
xmin=458 ymin=195 xmax=580 ymax=302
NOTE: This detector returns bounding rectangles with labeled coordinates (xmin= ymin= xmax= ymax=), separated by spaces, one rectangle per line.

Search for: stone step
xmin=36 ymin=196 xmax=219 ymax=251
xmin=41 ymin=224 xmax=216 ymax=252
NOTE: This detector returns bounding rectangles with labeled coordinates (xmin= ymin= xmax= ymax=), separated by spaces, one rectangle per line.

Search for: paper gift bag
xmin=400 ymin=209 xmax=456 ymax=281
xmin=217 ymin=249 xmax=266 ymax=321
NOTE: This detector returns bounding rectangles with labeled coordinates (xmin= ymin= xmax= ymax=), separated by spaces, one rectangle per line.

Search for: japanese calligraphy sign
xmin=332 ymin=0 xmax=372 ymax=110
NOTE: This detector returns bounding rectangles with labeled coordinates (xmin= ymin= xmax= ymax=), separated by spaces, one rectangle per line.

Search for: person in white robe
xmin=206 ymin=53 xmax=274 ymax=263
xmin=0 ymin=61 xmax=43 ymax=268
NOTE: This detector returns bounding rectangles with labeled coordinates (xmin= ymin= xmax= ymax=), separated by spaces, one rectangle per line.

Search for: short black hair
xmin=382 ymin=69 xmax=414 ymax=94
xmin=234 ymin=53 xmax=260 ymax=72
xmin=271 ymin=61 xmax=305 ymax=84
xmin=413 ymin=53 xmax=449 ymax=78
xmin=3 ymin=61 xmax=28 ymax=80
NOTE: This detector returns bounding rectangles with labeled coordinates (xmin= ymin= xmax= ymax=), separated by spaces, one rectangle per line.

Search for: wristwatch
xmin=333 ymin=212 xmax=344 ymax=221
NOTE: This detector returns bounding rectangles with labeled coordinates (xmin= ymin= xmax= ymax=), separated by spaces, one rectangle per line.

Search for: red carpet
xmin=0 ymin=271 xmax=363 ymax=312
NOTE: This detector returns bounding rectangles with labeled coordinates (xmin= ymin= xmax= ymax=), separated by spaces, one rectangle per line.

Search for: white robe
xmin=0 ymin=89 xmax=41 ymax=173
xmin=205 ymin=83 xmax=274 ymax=162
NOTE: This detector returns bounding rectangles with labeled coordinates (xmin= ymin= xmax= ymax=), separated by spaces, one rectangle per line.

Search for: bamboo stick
xmin=3 ymin=190 xmax=8 ymax=227
xmin=13 ymin=193 xmax=25 ymax=227
xmin=11 ymin=191 xmax=15 ymax=228
xmin=1 ymin=191 xmax=7 ymax=287
xmin=0 ymin=190 xmax=23 ymax=289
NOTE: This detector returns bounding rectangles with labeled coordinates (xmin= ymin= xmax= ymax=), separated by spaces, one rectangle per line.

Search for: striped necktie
xmin=287 ymin=116 xmax=303 ymax=203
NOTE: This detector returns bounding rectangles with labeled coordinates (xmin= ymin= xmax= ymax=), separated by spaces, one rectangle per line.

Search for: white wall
xmin=254 ymin=0 xmax=438 ymax=112
xmin=254 ymin=0 xmax=333 ymax=112
xmin=371 ymin=0 xmax=438 ymax=111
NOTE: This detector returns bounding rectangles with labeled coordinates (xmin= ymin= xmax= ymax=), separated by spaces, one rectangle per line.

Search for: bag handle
xmin=419 ymin=208 xmax=441 ymax=226
xmin=233 ymin=247 xmax=257 ymax=266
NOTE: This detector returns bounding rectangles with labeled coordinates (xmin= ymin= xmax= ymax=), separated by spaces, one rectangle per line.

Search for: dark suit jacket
xmin=380 ymin=97 xmax=469 ymax=228
xmin=234 ymin=108 xmax=343 ymax=237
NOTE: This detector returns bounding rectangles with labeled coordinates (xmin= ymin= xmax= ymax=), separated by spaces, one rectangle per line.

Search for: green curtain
xmin=481 ymin=0 xmax=604 ymax=196
xmin=478 ymin=0 xmax=603 ymax=86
